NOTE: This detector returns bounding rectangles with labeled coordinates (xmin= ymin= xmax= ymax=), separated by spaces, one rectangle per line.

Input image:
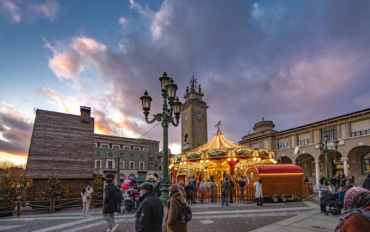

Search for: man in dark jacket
xmin=236 ymin=178 xmax=245 ymax=202
xmin=103 ymin=179 xmax=119 ymax=232
xmin=191 ymin=180 xmax=197 ymax=204
xmin=135 ymin=182 xmax=164 ymax=232
xmin=155 ymin=181 xmax=162 ymax=197
xmin=185 ymin=181 xmax=194 ymax=205
xmin=229 ymin=179 xmax=234 ymax=203
xmin=362 ymin=174 xmax=370 ymax=190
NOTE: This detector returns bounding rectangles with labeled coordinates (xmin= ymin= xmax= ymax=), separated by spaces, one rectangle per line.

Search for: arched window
xmin=362 ymin=153 xmax=370 ymax=175
xmin=130 ymin=162 xmax=134 ymax=169
xmin=97 ymin=161 xmax=101 ymax=169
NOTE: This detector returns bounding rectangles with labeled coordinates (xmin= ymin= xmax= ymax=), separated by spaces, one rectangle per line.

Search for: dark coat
xmin=165 ymin=191 xmax=188 ymax=232
xmin=221 ymin=181 xmax=230 ymax=196
xmin=185 ymin=184 xmax=194 ymax=196
xmin=340 ymin=177 xmax=346 ymax=187
xmin=237 ymin=180 xmax=245 ymax=188
xmin=103 ymin=183 xmax=117 ymax=214
xmin=155 ymin=184 xmax=162 ymax=197
xmin=362 ymin=178 xmax=370 ymax=190
xmin=135 ymin=191 xmax=164 ymax=232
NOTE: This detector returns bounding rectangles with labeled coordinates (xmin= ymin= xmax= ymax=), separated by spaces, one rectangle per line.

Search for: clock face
xmin=196 ymin=111 xmax=204 ymax=122
xmin=184 ymin=113 xmax=189 ymax=124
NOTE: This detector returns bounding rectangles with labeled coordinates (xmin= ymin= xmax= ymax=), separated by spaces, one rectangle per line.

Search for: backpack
xmin=175 ymin=198 xmax=192 ymax=223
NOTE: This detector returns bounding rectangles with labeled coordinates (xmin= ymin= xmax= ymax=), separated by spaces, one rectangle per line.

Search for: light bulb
xmin=233 ymin=158 xmax=237 ymax=161
xmin=227 ymin=158 xmax=231 ymax=161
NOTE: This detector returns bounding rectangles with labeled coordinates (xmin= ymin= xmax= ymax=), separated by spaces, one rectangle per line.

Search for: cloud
xmin=38 ymin=0 xmax=370 ymax=154
xmin=0 ymin=0 xmax=60 ymax=23
xmin=118 ymin=17 xmax=128 ymax=26
xmin=0 ymin=101 xmax=33 ymax=164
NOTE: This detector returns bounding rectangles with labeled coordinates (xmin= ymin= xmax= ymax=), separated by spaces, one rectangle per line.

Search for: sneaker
xmin=111 ymin=224 xmax=119 ymax=232
xmin=106 ymin=229 xmax=111 ymax=232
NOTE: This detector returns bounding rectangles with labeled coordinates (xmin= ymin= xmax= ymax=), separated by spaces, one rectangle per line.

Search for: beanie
xmin=169 ymin=184 xmax=179 ymax=192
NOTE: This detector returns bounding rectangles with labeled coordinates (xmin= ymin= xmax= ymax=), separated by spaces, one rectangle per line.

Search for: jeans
xmin=82 ymin=200 xmax=90 ymax=217
xmin=222 ymin=195 xmax=229 ymax=206
xmin=103 ymin=213 xmax=115 ymax=230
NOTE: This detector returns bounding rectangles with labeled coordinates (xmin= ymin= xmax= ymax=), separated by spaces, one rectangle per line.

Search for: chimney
xmin=80 ymin=106 xmax=91 ymax=123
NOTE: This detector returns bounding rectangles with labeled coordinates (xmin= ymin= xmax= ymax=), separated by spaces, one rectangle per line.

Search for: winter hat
xmin=169 ymin=184 xmax=179 ymax=192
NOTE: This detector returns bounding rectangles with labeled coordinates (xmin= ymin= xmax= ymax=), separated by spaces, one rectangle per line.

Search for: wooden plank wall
xmin=25 ymin=110 xmax=94 ymax=180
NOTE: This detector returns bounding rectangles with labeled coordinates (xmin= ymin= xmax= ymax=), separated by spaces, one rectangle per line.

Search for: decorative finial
xmin=163 ymin=72 xmax=167 ymax=76
xmin=262 ymin=117 xmax=264 ymax=121
xmin=215 ymin=121 xmax=222 ymax=134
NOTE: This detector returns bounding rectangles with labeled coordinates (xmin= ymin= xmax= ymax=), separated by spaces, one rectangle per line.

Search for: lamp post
xmin=140 ymin=72 xmax=182 ymax=206
xmin=318 ymin=134 xmax=339 ymax=184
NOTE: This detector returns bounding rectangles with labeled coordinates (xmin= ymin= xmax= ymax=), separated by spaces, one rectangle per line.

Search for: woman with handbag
xmin=81 ymin=185 xmax=94 ymax=217
xmin=254 ymin=179 xmax=263 ymax=206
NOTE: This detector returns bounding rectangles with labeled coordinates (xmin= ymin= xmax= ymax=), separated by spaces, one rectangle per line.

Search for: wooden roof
xmin=25 ymin=109 xmax=94 ymax=179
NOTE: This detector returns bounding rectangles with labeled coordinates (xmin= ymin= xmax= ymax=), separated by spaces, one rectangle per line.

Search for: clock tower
xmin=181 ymin=74 xmax=208 ymax=152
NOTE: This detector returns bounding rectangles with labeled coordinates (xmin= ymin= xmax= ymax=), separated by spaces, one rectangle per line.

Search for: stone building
xmin=181 ymin=74 xmax=208 ymax=152
xmin=239 ymin=108 xmax=370 ymax=186
xmin=93 ymin=134 xmax=161 ymax=183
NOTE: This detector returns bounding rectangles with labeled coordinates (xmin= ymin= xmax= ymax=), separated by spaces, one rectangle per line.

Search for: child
xmin=337 ymin=187 xmax=345 ymax=202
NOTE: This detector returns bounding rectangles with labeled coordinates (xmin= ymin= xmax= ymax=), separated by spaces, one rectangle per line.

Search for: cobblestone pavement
xmin=0 ymin=200 xmax=317 ymax=232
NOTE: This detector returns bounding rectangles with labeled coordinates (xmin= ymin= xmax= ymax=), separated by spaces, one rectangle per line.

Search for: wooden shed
xmin=245 ymin=164 xmax=304 ymax=202
xmin=25 ymin=107 xmax=94 ymax=199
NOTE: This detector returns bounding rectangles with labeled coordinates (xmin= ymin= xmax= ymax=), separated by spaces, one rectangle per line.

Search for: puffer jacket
xmin=135 ymin=191 xmax=163 ymax=232
xmin=103 ymin=183 xmax=117 ymax=213
xmin=362 ymin=178 xmax=370 ymax=190
xmin=165 ymin=191 xmax=188 ymax=232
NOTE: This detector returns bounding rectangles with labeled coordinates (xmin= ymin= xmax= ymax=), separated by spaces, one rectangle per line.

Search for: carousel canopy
xmin=170 ymin=132 xmax=277 ymax=171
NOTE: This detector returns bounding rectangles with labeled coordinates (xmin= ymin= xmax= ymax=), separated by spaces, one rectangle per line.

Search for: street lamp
xmin=318 ymin=135 xmax=339 ymax=184
xmin=140 ymin=72 xmax=182 ymax=206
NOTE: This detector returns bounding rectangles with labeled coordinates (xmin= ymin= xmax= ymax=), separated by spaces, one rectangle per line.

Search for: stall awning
xmin=133 ymin=178 xmax=146 ymax=182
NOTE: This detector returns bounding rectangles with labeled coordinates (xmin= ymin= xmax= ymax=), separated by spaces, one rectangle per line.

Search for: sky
xmin=1 ymin=0 xmax=370 ymax=165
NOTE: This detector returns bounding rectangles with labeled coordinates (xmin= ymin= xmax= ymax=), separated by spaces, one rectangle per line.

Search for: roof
xmin=253 ymin=164 xmax=303 ymax=174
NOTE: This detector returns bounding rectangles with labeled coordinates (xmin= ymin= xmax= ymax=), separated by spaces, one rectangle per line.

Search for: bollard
xmin=17 ymin=201 xmax=20 ymax=217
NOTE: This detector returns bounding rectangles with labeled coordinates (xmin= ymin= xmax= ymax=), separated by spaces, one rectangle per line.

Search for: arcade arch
xmin=295 ymin=153 xmax=315 ymax=182
xmin=347 ymin=145 xmax=370 ymax=181
xmin=318 ymin=151 xmax=343 ymax=178
xmin=280 ymin=156 xmax=292 ymax=163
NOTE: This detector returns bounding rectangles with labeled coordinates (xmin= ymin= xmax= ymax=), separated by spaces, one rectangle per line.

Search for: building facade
xmin=181 ymin=74 xmax=208 ymax=152
xmin=239 ymin=109 xmax=370 ymax=186
xmin=93 ymin=134 xmax=161 ymax=183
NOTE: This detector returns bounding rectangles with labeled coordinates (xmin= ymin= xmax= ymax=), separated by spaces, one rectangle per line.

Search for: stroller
xmin=320 ymin=192 xmax=343 ymax=215
xmin=124 ymin=198 xmax=135 ymax=213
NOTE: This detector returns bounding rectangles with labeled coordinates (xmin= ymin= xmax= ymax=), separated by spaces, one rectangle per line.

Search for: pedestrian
xmin=81 ymin=185 xmax=93 ymax=217
xmin=318 ymin=177 xmax=329 ymax=199
xmin=229 ymin=179 xmax=234 ymax=203
xmin=116 ymin=188 xmax=123 ymax=213
xmin=210 ymin=180 xmax=217 ymax=203
xmin=303 ymin=176 xmax=309 ymax=183
xmin=135 ymin=182 xmax=164 ymax=232
xmin=362 ymin=174 xmax=370 ymax=191
xmin=185 ymin=181 xmax=194 ymax=205
xmin=128 ymin=190 xmax=141 ymax=209
xmin=349 ymin=175 xmax=357 ymax=187
xmin=254 ymin=179 xmax=263 ymax=206
xmin=199 ymin=180 xmax=206 ymax=203
xmin=103 ymin=179 xmax=119 ymax=232
xmin=155 ymin=181 xmax=162 ymax=197
xmin=163 ymin=184 xmax=188 ymax=232
xmin=178 ymin=181 xmax=186 ymax=201
xmin=236 ymin=178 xmax=245 ymax=202
xmin=345 ymin=180 xmax=354 ymax=191
xmin=331 ymin=176 xmax=337 ymax=191
xmin=340 ymin=174 xmax=346 ymax=187
xmin=221 ymin=177 xmax=231 ymax=206
xmin=192 ymin=180 xmax=197 ymax=204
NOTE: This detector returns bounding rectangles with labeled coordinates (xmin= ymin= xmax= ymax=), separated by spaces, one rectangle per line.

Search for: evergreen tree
xmin=40 ymin=173 xmax=68 ymax=202
xmin=0 ymin=169 xmax=19 ymax=207
xmin=89 ymin=174 xmax=104 ymax=199
xmin=21 ymin=182 xmax=33 ymax=202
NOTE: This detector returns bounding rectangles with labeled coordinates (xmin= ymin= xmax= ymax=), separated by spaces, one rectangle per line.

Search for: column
xmin=315 ymin=160 xmax=320 ymax=186
xmin=344 ymin=158 xmax=349 ymax=177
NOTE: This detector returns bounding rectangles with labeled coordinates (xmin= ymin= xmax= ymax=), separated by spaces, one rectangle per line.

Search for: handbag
xmin=86 ymin=196 xmax=92 ymax=200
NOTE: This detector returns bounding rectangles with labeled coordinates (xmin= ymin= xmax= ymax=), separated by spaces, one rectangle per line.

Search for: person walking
xmin=199 ymin=180 xmax=206 ymax=203
xmin=221 ymin=178 xmax=231 ymax=206
xmin=135 ymin=182 xmax=164 ymax=232
xmin=210 ymin=180 xmax=217 ymax=203
xmin=362 ymin=174 xmax=370 ymax=191
xmin=254 ymin=179 xmax=263 ymax=206
xmin=178 ymin=181 xmax=186 ymax=201
xmin=185 ymin=181 xmax=194 ymax=205
xmin=128 ymin=190 xmax=141 ymax=210
xmin=163 ymin=184 xmax=188 ymax=232
xmin=81 ymin=185 xmax=93 ymax=217
xmin=103 ymin=179 xmax=119 ymax=232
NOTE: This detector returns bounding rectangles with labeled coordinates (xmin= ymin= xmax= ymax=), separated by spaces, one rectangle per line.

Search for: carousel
xmin=170 ymin=125 xmax=278 ymax=186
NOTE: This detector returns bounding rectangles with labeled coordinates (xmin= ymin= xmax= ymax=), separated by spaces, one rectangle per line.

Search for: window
xmin=94 ymin=143 xmax=97 ymax=147
xmin=155 ymin=158 xmax=158 ymax=162
xmin=362 ymin=153 xmax=370 ymax=175
xmin=134 ymin=147 xmax=140 ymax=151
xmin=108 ymin=161 xmax=113 ymax=169
xmin=152 ymin=143 xmax=154 ymax=146
xmin=120 ymin=162 xmax=124 ymax=169
xmin=150 ymin=165 xmax=153 ymax=170
xmin=113 ymin=145 xmax=120 ymax=149
xmin=278 ymin=142 xmax=289 ymax=150
xmin=140 ymin=155 xmax=143 ymax=160
xmin=321 ymin=127 xmax=337 ymax=141
xmin=97 ymin=161 xmax=101 ymax=169
xmin=120 ymin=153 xmax=123 ymax=158
xmin=101 ymin=144 xmax=108 ymax=148
xmin=130 ymin=154 xmax=134 ymax=159
xmin=140 ymin=163 xmax=144 ymax=170
xmin=299 ymin=139 xmax=311 ymax=146
xmin=97 ymin=151 xmax=101 ymax=157
xmin=351 ymin=130 xmax=370 ymax=137
xmin=149 ymin=157 xmax=153 ymax=161
xmin=155 ymin=166 xmax=157 ymax=170
xmin=124 ymin=146 xmax=130 ymax=150
xmin=143 ymin=148 xmax=148 ymax=152
xmin=159 ymin=166 xmax=162 ymax=170
xmin=108 ymin=152 xmax=113 ymax=158
xmin=130 ymin=162 xmax=134 ymax=169
xmin=155 ymin=151 xmax=158 ymax=154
